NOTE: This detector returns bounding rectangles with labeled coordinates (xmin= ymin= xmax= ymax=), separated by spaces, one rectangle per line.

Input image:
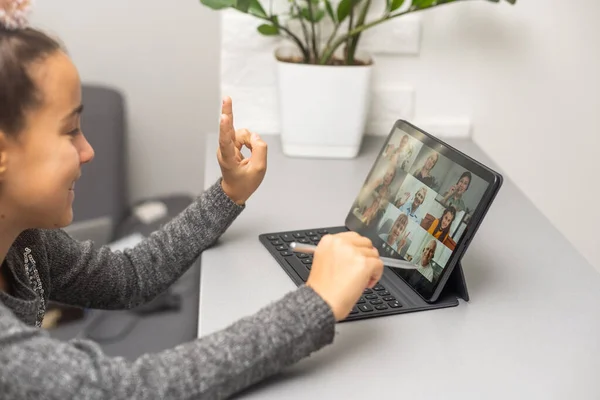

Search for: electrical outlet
xmin=360 ymin=14 xmax=421 ymax=55
xmin=366 ymin=86 xmax=415 ymax=136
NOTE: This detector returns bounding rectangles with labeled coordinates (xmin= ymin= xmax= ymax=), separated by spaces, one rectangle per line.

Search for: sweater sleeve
xmin=0 ymin=285 xmax=336 ymax=400
xmin=46 ymin=178 xmax=244 ymax=310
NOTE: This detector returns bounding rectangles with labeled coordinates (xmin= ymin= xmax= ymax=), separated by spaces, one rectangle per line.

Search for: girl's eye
xmin=68 ymin=128 xmax=81 ymax=136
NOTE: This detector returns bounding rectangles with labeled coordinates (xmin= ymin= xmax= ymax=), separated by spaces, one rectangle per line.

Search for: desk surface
xmin=199 ymin=133 xmax=600 ymax=399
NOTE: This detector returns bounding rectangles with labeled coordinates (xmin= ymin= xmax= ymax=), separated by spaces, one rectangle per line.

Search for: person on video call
xmin=441 ymin=171 xmax=472 ymax=212
xmin=355 ymin=192 xmax=387 ymax=238
xmin=412 ymin=151 xmax=439 ymax=188
xmin=427 ymin=206 xmax=456 ymax=243
xmin=368 ymin=165 xmax=398 ymax=201
xmin=379 ymin=213 xmax=410 ymax=255
xmin=0 ymin=3 xmax=385 ymax=398
xmin=383 ymin=134 xmax=413 ymax=171
xmin=395 ymin=187 xmax=428 ymax=224
xmin=413 ymin=239 xmax=438 ymax=282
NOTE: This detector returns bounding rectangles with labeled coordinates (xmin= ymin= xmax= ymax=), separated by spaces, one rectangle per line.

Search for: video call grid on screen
xmin=350 ymin=126 xmax=490 ymax=283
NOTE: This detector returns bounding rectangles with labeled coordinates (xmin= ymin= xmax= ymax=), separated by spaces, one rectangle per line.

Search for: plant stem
xmin=307 ymin=0 xmax=319 ymax=61
xmin=344 ymin=2 xmax=355 ymax=64
xmin=347 ymin=0 xmax=371 ymax=64
xmin=253 ymin=12 xmax=310 ymax=62
xmin=320 ymin=4 xmax=436 ymax=65
xmin=291 ymin=0 xmax=312 ymax=62
xmin=325 ymin=22 xmax=341 ymax=58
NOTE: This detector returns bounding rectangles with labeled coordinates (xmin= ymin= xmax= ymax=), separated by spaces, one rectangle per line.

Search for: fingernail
xmin=251 ymin=133 xmax=259 ymax=140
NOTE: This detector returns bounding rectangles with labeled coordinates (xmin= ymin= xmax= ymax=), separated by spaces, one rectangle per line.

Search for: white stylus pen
xmin=289 ymin=242 xmax=420 ymax=270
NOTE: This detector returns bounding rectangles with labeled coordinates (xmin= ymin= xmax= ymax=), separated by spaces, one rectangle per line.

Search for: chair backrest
xmin=420 ymin=213 xmax=436 ymax=231
xmin=64 ymin=85 xmax=128 ymax=245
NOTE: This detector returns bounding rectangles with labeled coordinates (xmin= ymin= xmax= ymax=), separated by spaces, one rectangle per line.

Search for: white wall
xmin=30 ymin=0 xmax=221 ymax=202
xmin=220 ymin=0 xmax=599 ymax=270
xmin=418 ymin=0 xmax=600 ymax=271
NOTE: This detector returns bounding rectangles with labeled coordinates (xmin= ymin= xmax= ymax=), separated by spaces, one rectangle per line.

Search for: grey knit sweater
xmin=0 ymin=179 xmax=336 ymax=399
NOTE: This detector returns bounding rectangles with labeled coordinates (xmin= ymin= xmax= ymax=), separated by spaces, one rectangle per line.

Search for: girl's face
xmin=0 ymin=51 xmax=95 ymax=230
xmin=391 ymin=217 xmax=407 ymax=239
xmin=457 ymin=176 xmax=470 ymax=195
xmin=441 ymin=211 xmax=454 ymax=229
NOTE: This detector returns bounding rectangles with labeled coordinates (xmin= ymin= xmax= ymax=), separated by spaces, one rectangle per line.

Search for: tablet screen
xmin=345 ymin=121 xmax=498 ymax=300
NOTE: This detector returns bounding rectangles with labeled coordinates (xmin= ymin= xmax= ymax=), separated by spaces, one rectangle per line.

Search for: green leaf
xmin=301 ymin=6 xmax=325 ymax=22
xmin=200 ymin=0 xmax=235 ymax=9
xmin=324 ymin=0 xmax=336 ymax=22
xmin=390 ymin=0 xmax=405 ymax=11
xmin=257 ymin=23 xmax=279 ymax=35
xmin=337 ymin=0 xmax=356 ymax=23
xmin=235 ymin=0 xmax=251 ymax=13
xmin=247 ymin=0 xmax=268 ymax=17
xmin=504 ymin=0 xmax=517 ymax=4
xmin=411 ymin=0 xmax=435 ymax=8
xmin=235 ymin=0 xmax=251 ymax=12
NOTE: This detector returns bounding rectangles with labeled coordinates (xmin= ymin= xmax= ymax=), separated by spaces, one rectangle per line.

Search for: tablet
xmin=345 ymin=120 xmax=502 ymax=302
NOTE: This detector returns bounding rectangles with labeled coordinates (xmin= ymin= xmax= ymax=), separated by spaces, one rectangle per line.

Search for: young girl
xmin=0 ymin=3 xmax=384 ymax=398
xmin=428 ymin=206 xmax=457 ymax=243
xmin=379 ymin=212 xmax=410 ymax=254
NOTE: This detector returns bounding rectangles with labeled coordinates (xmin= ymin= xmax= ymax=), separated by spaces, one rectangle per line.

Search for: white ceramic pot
xmin=275 ymin=47 xmax=373 ymax=159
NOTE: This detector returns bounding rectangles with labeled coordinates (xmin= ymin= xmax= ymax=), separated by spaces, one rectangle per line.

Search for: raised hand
xmin=217 ymin=96 xmax=267 ymax=205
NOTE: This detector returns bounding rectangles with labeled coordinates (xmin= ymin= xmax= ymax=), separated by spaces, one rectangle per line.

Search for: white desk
xmin=198 ymin=133 xmax=600 ymax=399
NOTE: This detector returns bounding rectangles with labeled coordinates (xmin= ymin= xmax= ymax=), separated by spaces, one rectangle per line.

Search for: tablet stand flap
xmin=441 ymin=261 xmax=470 ymax=302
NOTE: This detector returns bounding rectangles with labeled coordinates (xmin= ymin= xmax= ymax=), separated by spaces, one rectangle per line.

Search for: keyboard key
xmin=296 ymin=253 xmax=309 ymax=259
xmin=383 ymin=296 xmax=396 ymax=302
xmin=373 ymin=284 xmax=386 ymax=291
xmin=307 ymin=231 xmax=317 ymax=236
xmin=365 ymin=294 xmax=377 ymax=300
xmin=388 ymin=301 xmax=402 ymax=308
xmin=375 ymin=305 xmax=388 ymax=311
xmin=271 ymin=240 xmax=282 ymax=246
xmin=350 ymin=307 xmax=359 ymax=315
xmin=370 ymin=299 xmax=383 ymax=305
xmin=357 ymin=297 xmax=366 ymax=304
xmin=301 ymin=259 xmax=312 ymax=265
xmin=309 ymin=236 xmax=320 ymax=242
xmin=298 ymin=238 xmax=310 ymax=244
xmin=285 ymin=258 xmax=309 ymax=282
xmin=379 ymin=291 xmax=390 ymax=296
xmin=306 ymin=264 xmax=311 ymax=270
xmin=318 ymin=229 xmax=328 ymax=234
xmin=363 ymin=289 xmax=373 ymax=294
xmin=280 ymin=251 xmax=293 ymax=256
xmin=358 ymin=304 xmax=373 ymax=312
xmin=267 ymin=235 xmax=278 ymax=240
xmin=280 ymin=234 xmax=295 ymax=242
xmin=275 ymin=245 xmax=287 ymax=251
xmin=293 ymin=233 xmax=305 ymax=238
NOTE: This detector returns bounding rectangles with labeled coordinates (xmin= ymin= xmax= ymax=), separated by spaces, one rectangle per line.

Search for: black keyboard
xmin=259 ymin=227 xmax=404 ymax=321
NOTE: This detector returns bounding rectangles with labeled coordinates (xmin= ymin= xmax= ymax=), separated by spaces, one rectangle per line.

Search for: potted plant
xmin=200 ymin=0 xmax=516 ymax=158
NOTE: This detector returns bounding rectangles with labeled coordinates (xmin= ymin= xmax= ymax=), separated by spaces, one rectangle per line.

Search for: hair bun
xmin=0 ymin=0 xmax=32 ymax=31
